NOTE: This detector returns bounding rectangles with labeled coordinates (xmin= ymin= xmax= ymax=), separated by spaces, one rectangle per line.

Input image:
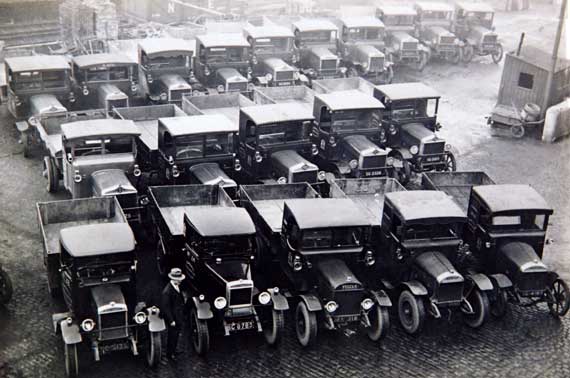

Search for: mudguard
xmin=370 ymin=290 xmax=392 ymax=307
xmin=192 ymin=297 xmax=214 ymax=320
xmin=547 ymin=271 xmax=560 ymax=285
xmin=255 ymin=76 xmax=269 ymax=86
xmin=52 ymin=312 xmax=72 ymax=333
xmin=15 ymin=121 xmax=29 ymax=133
xmin=466 ymin=273 xmax=493 ymax=292
xmin=147 ymin=307 xmax=166 ymax=332
xmin=418 ymin=44 xmax=430 ymax=53
xmin=489 ymin=273 xmax=513 ymax=289
xmin=269 ymin=289 xmax=289 ymax=311
xmin=392 ymin=148 xmax=413 ymax=161
xmin=60 ymin=320 xmax=82 ymax=345
xmin=298 ymin=293 xmax=322 ymax=312
xmin=298 ymin=74 xmax=310 ymax=84
xmin=401 ymin=280 xmax=428 ymax=296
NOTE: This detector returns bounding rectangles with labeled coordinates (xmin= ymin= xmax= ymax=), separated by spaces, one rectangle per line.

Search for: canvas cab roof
xmin=375 ymin=82 xmax=440 ymax=101
xmin=60 ymin=223 xmax=135 ymax=258
xmin=473 ymin=184 xmax=553 ymax=214
xmin=386 ymin=191 xmax=467 ymax=222
xmin=316 ymin=90 xmax=384 ymax=111
xmin=5 ymin=55 xmax=70 ymax=72
xmin=62 ymin=119 xmax=140 ymax=141
xmin=184 ymin=207 xmax=255 ymax=237
xmin=160 ymin=114 xmax=237 ymax=137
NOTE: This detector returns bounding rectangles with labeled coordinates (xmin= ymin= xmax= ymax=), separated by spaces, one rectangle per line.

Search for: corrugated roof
xmin=316 ymin=90 xmax=384 ymax=111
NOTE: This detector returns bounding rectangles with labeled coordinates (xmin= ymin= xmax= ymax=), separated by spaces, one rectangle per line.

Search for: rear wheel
xmin=43 ymin=156 xmax=58 ymax=193
xmin=366 ymin=305 xmax=390 ymax=341
xmin=64 ymin=343 xmax=79 ymax=378
xmin=0 ymin=267 xmax=13 ymax=305
xmin=263 ymin=308 xmax=285 ymax=346
xmin=190 ymin=307 xmax=210 ymax=355
xmin=492 ymin=44 xmax=504 ymax=63
xmin=490 ymin=288 xmax=509 ymax=318
xmin=463 ymin=288 xmax=490 ymax=328
xmin=146 ymin=331 xmax=162 ymax=368
xmin=548 ymin=278 xmax=570 ymax=317
xmin=398 ymin=290 xmax=425 ymax=335
xmin=295 ymin=301 xmax=317 ymax=347
xmin=510 ymin=124 xmax=525 ymax=138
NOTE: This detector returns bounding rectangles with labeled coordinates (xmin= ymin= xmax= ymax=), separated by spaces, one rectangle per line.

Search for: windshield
xmin=421 ymin=11 xmax=452 ymax=20
xmin=467 ymin=12 xmax=493 ymax=22
xmin=347 ymin=27 xmax=382 ymax=41
xmin=85 ymin=66 xmax=129 ymax=82
xmin=404 ymin=223 xmax=460 ymax=240
xmin=254 ymin=37 xmax=292 ymax=53
xmin=300 ymin=30 xmax=336 ymax=43
xmin=72 ymin=136 xmax=134 ymax=157
xmin=391 ymin=99 xmax=437 ymax=120
xmin=383 ymin=15 xmax=415 ymax=26
xmin=175 ymin=133 xmax=231 ymax=159
xmin=301 ymin=228 xmax=362 ymax=249
xmin=491 ymin=213 xmax=548 ymax=231
xmin=257 ymin=121 xmax=310 ymax=146
xmin=13 ymin=70 xmax=67 ymax=91
xmin=146 ymin=54 xmax=187 ymax=69
xmin=203 ymin=235 xmax=253 ymax=255
xmin=204 ymin=47 xmax=247 ymax=63
xmin=331 ymin=110 xmax=376 ymax=132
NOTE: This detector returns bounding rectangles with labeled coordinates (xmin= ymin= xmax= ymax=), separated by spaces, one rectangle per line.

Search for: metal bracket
xmin=428 ymin=300 xmax=441 ymax=319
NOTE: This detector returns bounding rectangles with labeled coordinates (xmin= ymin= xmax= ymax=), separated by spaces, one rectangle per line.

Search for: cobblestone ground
xmin=1 ymin=4 xmax=570 ymax=378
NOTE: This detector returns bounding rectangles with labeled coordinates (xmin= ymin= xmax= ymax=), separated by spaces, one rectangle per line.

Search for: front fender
xmin=466 ymin=273 xmax=493 ymax=292
xmin=255 ymin=76 xmax=269 ymax=86
xmin=298 ymin=293 xmax=322 ymax=312
xmin=489 ymin=273 xmax=513 ymax=289
xmin=269 ymin=288 xmax=289 ymax=311
xmin=401 ymin=280 xmax=428 ymax=296
xmin=147 ymin=307 xmax=166 ymax=332
xmin=547 ymin=271 xmax=560 ymax=286
xmin=60 ymin=320 xmax=82 ymax=345
xmin=192 ymin=297 xmax=214 ymax=320
xmin=392 ymin=148 xmax=413 ymax=161
xmin=370 ymin=289 xmax=392 ymax=307
xmin=16 ymin=121 xmax=30 ymax=133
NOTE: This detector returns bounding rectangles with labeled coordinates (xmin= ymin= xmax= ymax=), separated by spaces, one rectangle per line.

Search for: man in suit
xmin=161 ymin=268 xmax=186 ymax=360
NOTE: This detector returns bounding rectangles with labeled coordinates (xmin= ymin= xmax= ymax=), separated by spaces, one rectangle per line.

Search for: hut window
xmin=518 ymin=72 xmax=534 ymax=90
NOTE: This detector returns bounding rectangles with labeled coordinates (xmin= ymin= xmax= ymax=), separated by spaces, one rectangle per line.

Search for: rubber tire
xmin=0 ymin=267 xmax=13 ymax=305
xmin=64 ymin=343 xmax=79 ymax=378
xmin=190 ymin=306 xmax=210 ymax=356
xmin=492 ymin=43 xmax=504 ymax=64
xmin=295 ymin=301 xmax=318 ymax=348
xmin=451 ymin=48 xmax=462 ymax=65
xmin=43 ymin=156 xmax=58 ymax=193
xmin=463 ymin=288 xmax=490 ymax=329
xmin=346 ymin=67 xmax=359 ymax=78
xmin=548 ymin=278 xmax=570 ymax=317
xmin=510 ymin=124 xmax=525 ymax=138
xmin=443 ymin=152 xmax=457 ymax=172
xmin=398 ymin=290 xmax=425 ymax=335
xmin=146 ymin=331 xmax=162 ymax=368
xmin=263 ymin=309 xmax=285 ymax=346
xmin=22 ymin=132 xmax=31 ymax=158
xmin=367 ymin=305 xmax=390 ymax=341
xmin=490 ymin=288 xmax=509 ymax=318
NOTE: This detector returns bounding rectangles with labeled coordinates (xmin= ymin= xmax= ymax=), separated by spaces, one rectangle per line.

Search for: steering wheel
xmin=81 ymin=148 xmax=110 ymax=156
xmin=176 ymin=147 xmax=202 ymax=159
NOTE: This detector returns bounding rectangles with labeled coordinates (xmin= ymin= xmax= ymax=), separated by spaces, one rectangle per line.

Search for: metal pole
xmin=542 ymin=0 xmax=568 ymax=118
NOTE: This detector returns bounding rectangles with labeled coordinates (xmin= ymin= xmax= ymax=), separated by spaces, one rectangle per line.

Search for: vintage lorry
xmin=37 ymin=197 xmax=164 ymax=376
xmin=240 ymin=183 xmax=392 ymax=346
xmin=453 ymin=2 xmax=503 ymax=63
xmin=194 ymin=33 xmax=252 ymax=94
xmin=422 ymin=171 xmax=570 ymax=318
xmin=71 ymin=53 xmax=138 ymax=113
xmin=5 ymin=55 xmax=74 ymax=120
xmin=183 ymin=92 xmax=255 ymax=127
xmin=376 ymin=5 xmax=429 ymax=71
xmin=413 ymin=2 xmax=463 ymax=64
xmin=373 ymin=82 xmax=456 ymax=184
xmin=148 ymin=185 xmax=288 ymax=354
xmin=138 ymin=38 xmax=194 ymax=103
xmin=244 ymin=20 xmax=301 ymax=87
xmin=252 ymin=85 xmax=315 ymax=113
xmin=237 ymin=102 xmax=323 ymax=184
xmin=335 ymin=16 xmax=392 ymax=84
xmin=291 ymin=19 xmax=344 ymax=83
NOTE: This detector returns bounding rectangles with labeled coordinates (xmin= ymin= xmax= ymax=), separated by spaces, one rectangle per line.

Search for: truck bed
xmin=114 ymin=104 xmax=185 ymax=151
xmin=149 ymin=185 xmax=234 ymax=237
xmin=183 ymin=93 xmax=254 ymax=126
xmin=311 ymin=77 xmax=376 ymax=96
xmin=37 ymin=197 xmax=127 ymax=256
xmin=252 ymin=86 xmax=315 ymax=113
xmin=328 ymin=178 xmax=406 ymax=226
xmin=240 ymin=184 xmax=319 ymax=233
xmin=421 ymin=171 xmax=496 ymax=213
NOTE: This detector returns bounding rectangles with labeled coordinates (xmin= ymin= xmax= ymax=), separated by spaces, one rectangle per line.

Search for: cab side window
xmin=245 ymin=120 xmax=257 ymax=146
xmin=319 ymin=106 xmax=332 ymax=131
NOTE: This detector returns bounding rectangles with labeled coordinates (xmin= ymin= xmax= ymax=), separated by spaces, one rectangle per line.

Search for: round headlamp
xmin=82 ymin=87 xmax=89 ymax=96
xmin=217 ymin=84 xmax=225 ymax=93
xmin=410 ymin=145 xmax=419 ymax=155
xmin=361 ymin=298 xmax=374 ymax=311
xmin=258 ymin=292 xmax=271 ymax=305
xmin=311 ymin=144 xmax=319 ymax=156
xmin=134 ymin=312 xmax=147 ymax=324
xmin=349 ymin=159 xmax=358 ymax=170
xmin=445 ymin=143 xmax=452 ymax=151
xmin=293 ymin=71 xmax=300 ymax=80
xmin=277 ymin=176 xmax=287 ymax=185
xmin=265 ymin=73 xmax=273 ymax=82
xmin=160 ymin=92 xmax=168 ymax=101
xmin=388 ymin=124 xmax=398 ymax=135
xmin=214 ymin=296 xmax=227 ymax=310
xmin=379 ymin=128 xmax=387 ymax=143
xmin=252 ymin=55 xmax=258 ymax=65
xmin=204 ymin=66 xmax=211 ymax=76
xmin=133 ymin=164 xmax=142 ymax=177
xmin=317 ymin=171 xmax=326 ymax=181
xmin=325 ymin=301 xmax=338 ymax=313
xmin=81 ymin=318 xmax=95 ymax=332
xmin=255 ymin=151 xmax=263 ymax=163
xmin=292 ymin=255 xmax=302 ymax=271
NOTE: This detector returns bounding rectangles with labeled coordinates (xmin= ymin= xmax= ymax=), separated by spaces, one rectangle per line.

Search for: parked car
xmin=71 ymin=53 xmax=138 ymax=113
xmin=453 ymin=2 xmax=503 ymax=63
xmin=310 ymin=89 xmax=393 ymax=178
xmin=376 ymin=5 xmax=429 ymax=71
xmin=37 ymin=197 xmax=164 ymax=377
xmin=138 ymin=38 xmax=194 ymax=103
xmin=414 ymin=2 xmax=463 ymax=64
xmin=194 ymin=33 xmax=252 ymax=94
xmin=238 ymin=102 xmax=323 ymax=184
xmin=292 ymin=19 xmax=344 ymax=83
xmin=240 ymin=184 xmax=392 ymax=346
xmin=373 ymin=82 xmax=456 ymax=184
xmin=5 ymin=55 xmax=74 ymax=120
xmin=335 ymin=16 xmax=393 ymax=83
xmin=244 ymin=21 xmax=300 ymax=87
xmin=422 ymin=171 xmax=570 ymax=318
xmin=0 ymin=262 xmax=12 ymax=305
xmin=148 ymin=185 xmax=288 ymax=354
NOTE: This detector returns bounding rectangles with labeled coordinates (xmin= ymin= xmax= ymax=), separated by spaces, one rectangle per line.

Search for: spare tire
xmin=521 ymin=103 xmax=541 ymax=122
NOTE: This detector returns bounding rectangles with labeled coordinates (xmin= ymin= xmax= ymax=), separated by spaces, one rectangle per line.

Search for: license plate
xmin=277 ymin=81 xmax=292 ymax=86
xmin=100 ymin=341 xmax=129 ymax=354
xmin=338 ymin=315 xmax=359 ymax=323
xmin=426 ymin=156 xmax=441 ymax=162
xmin=364 ymin=170 xmax=383 ymax=177
xmin=228 ymin=320 xmax=254 ymax=331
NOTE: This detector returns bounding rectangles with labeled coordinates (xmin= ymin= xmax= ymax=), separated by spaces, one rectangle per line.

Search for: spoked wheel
xmin=391 ymin=152 xmax=412 ymax=186
xmin=43 ymin=156 xmax=58 ymax=193
xmin=366 ymin=305 xmax=390 ymax=341
xmin=295 ymin=301 xmax=317 ymax=347
xmin=64 ymin=343 xmax=79 ymax=378
xmin=490 ymin=288 xmax=509 ymax=318
xmin=510 ymin=124 xmax=525 ymax=138
xmin=0 ymin=267 xmax=13 ymax=305
xmin=156 ymin=238 xmax=168 ymax=276
xmin=146 ymin=331 xmax=162 ymax=368
xmin=418 ymin=51 xmax=429 ymax=72
xmin=346 ymin=67 xmax=359 ymax=78
xmin=190 ymin=306 xmax=210 ymax=355
xmin=263 ymin=308 xmax=285 ymax=346
xmin=548 ymin=278 xmax=570 ymax=317
xmin=462 ymin=44 xmax=474 ymax=64
xmin=463 ymin=288 xmax=490 ymax=329
xmin=398 ymin=290 xmax=425 ymax=335
xmin=450 ymin=48 xmax=462 ymax=65
xmin=492 ymin=44 xmax=504 ymax=64
xmin=443 ymin=152 xmax=457 ymax=172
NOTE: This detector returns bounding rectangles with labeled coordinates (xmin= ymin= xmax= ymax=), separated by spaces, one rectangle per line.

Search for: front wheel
xmin=463 ymin=288 xmax=490 ymax=328
xmin=398 ymin=290 xmax=425 ymax=335
xmin=146 ymin=331 xmax=162 ymax=368
xmin=490 ymin=288 xmax=509 ymax=318
xmin=43 ymin=156 xmax=59 ymax=193
xmin=366 ymin=305 xmax=390 ymax=341
xmin=443 ymin=152 xmax=457 ymax=172
xmin=263 ymin=308 xmax=285 ymax=346
xmin=190 ymin=307 xmax=210 ymax=355
xmin=492 ymin=44 xmax=504 ymax=64
xmin=0 ymin=267 xmax=13 ymax=305
xmin=450 ymin=48 xmax=462 ymax=65
xmin=510 ymin=124 xmax=525 ymax=138
xmin=22 ymin=132 xmax=31 ymax=158
xmin=295 ymin=301 xmax=318 ymax=347
xmin=64 ymin=343 xmax=79 ymax=378
xmin=548 ymin=278 xmax=570 ymax=317
xmin=462 ymin=44 xmax=474 ymax=64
